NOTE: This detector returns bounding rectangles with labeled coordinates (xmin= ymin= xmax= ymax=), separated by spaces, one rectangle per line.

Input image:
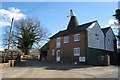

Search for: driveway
xmin=1 ymin=59 xmax=119 ymax=78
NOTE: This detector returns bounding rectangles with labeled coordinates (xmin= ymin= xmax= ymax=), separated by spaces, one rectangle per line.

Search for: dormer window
xmin=74 ymin=34 xmax=80 ymax=42
xmin=64 ymin=36 xmax=69 ymax=43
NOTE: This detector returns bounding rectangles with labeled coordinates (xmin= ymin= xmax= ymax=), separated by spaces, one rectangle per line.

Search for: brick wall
xmin=47 ymin=30 xmax=88 ymax=63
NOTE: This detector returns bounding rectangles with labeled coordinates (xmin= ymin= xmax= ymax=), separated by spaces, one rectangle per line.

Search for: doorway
xmin=56 ymin=50 xmax=60 ymax=62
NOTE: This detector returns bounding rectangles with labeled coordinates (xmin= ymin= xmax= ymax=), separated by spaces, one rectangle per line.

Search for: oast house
xmin=40 ymin=10 xmax=117 ymax=65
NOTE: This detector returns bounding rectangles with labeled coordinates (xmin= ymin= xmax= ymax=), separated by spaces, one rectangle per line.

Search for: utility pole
xmin=8 ymin=18 xmax=14 ymax=50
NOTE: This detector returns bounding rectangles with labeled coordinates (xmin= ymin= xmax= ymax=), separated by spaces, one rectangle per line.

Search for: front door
xmin=56 ymin=50 xmax=60 ymax=62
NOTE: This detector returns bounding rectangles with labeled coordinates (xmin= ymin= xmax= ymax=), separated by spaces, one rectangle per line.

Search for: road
xmin=1 ymin=59 xmax=119 ymax=78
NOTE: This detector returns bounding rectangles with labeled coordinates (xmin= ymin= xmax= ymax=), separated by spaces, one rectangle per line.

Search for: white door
xmin=56 ymin=50 xmax=60 ymax=62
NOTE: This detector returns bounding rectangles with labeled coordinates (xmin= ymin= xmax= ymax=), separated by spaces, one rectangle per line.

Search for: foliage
xmin=113 ymin=9 xmax=120 ymax=24
xmin=3 ymin=18 xmax=49 ymax=55
xmin=113 ymin=9 xmax=120 ymax=49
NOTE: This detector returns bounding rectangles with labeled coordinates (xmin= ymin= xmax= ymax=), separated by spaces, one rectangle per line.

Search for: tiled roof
xmin=67 ymin=16 xmax=79 ymax=29
xmin=40 ymin=41 xmax=49 ymax=51
xmin=67 ymin=10 xmax=79 ymax=29
xmin=50 ymin=20 xmax=97 ymax=39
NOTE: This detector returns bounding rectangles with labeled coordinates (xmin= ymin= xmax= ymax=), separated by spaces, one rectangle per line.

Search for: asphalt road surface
xmin=1 ymin=59 xmax=119 ymax=78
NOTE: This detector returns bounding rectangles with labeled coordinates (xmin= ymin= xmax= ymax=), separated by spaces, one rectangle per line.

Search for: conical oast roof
xmin=67 ymin=10 xmax=79 ymax=29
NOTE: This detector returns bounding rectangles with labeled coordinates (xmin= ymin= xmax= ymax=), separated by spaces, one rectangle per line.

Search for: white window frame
xmin=52 ymin=49 xmax=55 ymax=55
xmin=56 ymin=37 xmax=61 ymax=48
xmin=74 ymin=48 xmax=80 ymax=56
xmin=64 ymin=36 xmax=69 ymax=43
xmin=74 ymin=34 xmax=80 ymax=42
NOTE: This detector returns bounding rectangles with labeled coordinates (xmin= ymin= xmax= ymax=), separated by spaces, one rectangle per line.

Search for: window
xmin=74 ymin=48 xmax=80 ymax=56
xmin=52 ymin=49 xmax=54 ymax=55
xmin=108 ymin=39 xmax=110 ymax=43
xmin=56 ymin=37 xmax=61 ymax=48
xmin=74 ymin=34 xmax=80 ymax=41
xmin=57 ymin=37 xmax=60 ymax=43
xmin=64 ymin=36 xmax=69 ymax=43
xmin=95 ymin=34 xmax=99 ymax=40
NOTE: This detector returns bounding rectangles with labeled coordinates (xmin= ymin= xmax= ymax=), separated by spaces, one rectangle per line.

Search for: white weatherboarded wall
xmin=87 ymin=22 xmax=105 ymax=50
xmin=105 ymin=28 xmax=115 ymax=51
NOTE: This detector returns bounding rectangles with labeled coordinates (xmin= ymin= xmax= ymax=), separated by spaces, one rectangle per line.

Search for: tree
xmin=113 ymin=9 xmax=120 ymax=23
xmin=3 ymin=17 xmax=49 ymax=55
xmin=113 ymin=9 xmax=120 ymax=48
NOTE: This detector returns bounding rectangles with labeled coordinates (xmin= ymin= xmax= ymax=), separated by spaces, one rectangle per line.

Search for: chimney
xmin=67 ymin=9 xmax=79 ymax=29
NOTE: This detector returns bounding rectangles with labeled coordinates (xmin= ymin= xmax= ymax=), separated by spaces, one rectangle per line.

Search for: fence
xmin=0 ymin=50 xmax=21 ymax=66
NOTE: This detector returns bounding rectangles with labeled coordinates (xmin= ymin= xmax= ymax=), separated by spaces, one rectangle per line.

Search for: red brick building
xmin=40 ymin=10 xmax=117 ymax=65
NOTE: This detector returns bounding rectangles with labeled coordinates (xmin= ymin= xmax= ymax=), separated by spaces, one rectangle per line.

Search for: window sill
xmin=74 ymin=40 xmax=80 ymax=42
xmin=64 ymin=42 xmax=68 ymax=43
xmin=74 ymin=54 xmax=80 ymax=56
xmin=56 ymin=47 xmax=60 ymax=49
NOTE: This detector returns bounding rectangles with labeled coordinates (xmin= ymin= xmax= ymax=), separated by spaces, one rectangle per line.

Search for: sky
xmin=0 ymin=2 xmax=119 ymax=49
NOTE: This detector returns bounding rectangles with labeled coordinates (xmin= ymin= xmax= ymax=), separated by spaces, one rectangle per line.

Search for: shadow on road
xmin=15 ymin=59 xmax=95 ymax=71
